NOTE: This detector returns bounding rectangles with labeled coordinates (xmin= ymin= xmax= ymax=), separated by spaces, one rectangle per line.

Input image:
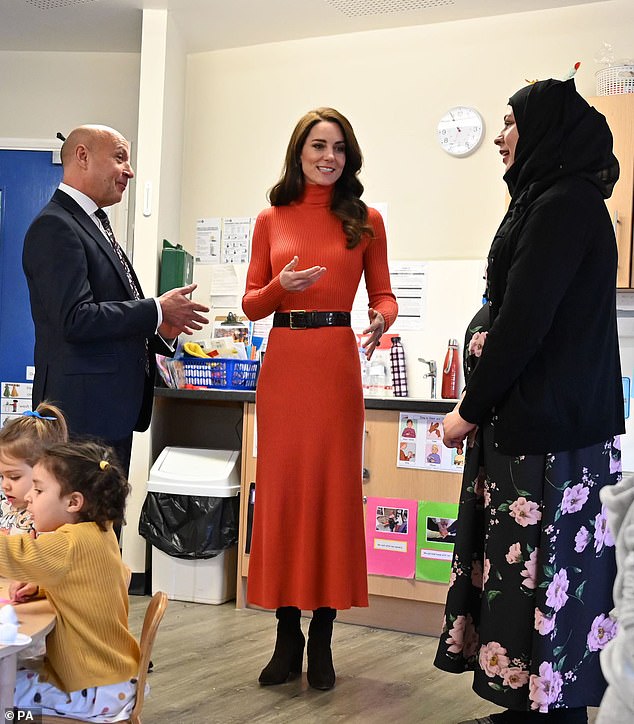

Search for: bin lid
xmin=147 ymin=447 xmax=240 ymax=497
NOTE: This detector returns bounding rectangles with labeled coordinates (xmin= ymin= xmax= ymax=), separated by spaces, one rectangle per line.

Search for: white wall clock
xmin=437 ymin=106 xmax=485 ymax=157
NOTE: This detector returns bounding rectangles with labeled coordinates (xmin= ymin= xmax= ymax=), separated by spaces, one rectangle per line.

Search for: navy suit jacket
xmin=22 ymin=189 xmax=171 ymax=441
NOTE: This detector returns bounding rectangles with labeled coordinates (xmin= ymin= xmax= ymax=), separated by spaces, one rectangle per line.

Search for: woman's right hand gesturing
xmin=280 ymin=256 xmax=326 ymax=292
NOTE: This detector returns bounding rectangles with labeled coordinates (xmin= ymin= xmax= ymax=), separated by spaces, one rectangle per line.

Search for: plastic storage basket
xmin=183 ymin=358 xmax=259 ymax=390
xmin=596 ymin=65 xmax=634 ymax=95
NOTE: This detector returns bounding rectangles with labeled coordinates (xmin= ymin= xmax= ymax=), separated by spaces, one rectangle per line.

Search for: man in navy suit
xmin=22 ymin=125 xmax=209 ymax=475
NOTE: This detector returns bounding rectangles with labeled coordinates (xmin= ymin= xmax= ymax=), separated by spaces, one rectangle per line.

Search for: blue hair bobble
xmin=22 ymin=410 xmax=57 ymax=421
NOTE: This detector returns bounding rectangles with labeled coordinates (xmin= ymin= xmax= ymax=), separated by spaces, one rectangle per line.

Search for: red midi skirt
xmin=246 ymin=325 xmax=369 ymax=611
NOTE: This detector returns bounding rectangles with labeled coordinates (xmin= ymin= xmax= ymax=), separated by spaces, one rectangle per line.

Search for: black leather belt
xmin=273 ymin=311 xmax=351 ymax=330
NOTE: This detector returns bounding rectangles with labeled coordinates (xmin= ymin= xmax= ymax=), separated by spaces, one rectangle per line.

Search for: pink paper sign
xmin=365 ymin=496 xmax=417 ymax=578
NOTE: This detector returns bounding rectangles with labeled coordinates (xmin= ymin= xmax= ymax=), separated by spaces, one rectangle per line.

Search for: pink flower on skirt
xmin=468 ymin=331 xmax=488 ymax=357
xmin=483 ymin=557 xmax=491 ymax=586
xmin=529 ymin=661 xmax=563 ymax=712
xmin=587 ymin=613 xmax=617 ymax=652
xmin=446 ymin=613 xmax=478 ymax=657
xmin=501 ymin=666 xmax=529 ymax=689
xmin=505 ymin=542 xmax=522 ymax=564
xmin=471 ymin=560 xmax=483 ymax=589
xmin=534 ymin=608 xmax=556 ymax=635
xmin=546 ymin=569 xmax=569 ymax=612
xmin=483 ymin=488 xmax=491 ymax=508
xmin=446 ymin=614 xmax=467 ymax=654
xmin=479 ymin=641 xmax=510 ymax=678
xmin=521 ymin=548 xmax=539 ymax=590
xmin=463 ymin=618 xmax=480 ymax=659
xmin=474 ymin=470 xmax=486 ymax=498
xmin=509 ymin=497 xmax=542 ymax=527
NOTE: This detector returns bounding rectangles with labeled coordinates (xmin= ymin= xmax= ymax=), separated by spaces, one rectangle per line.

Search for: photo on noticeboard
xmin=375 ymin=506 xmax=409 ymax=535
xmin=425 ymin=516 xmax=457 ymax=544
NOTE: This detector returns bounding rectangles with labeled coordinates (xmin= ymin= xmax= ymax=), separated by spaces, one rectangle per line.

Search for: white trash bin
xmin=147 ymin=447 xmax=240 ymax=605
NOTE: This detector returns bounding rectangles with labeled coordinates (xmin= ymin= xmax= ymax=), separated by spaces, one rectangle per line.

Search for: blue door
xmin=0 ymin=150 xmax=62 ymax=382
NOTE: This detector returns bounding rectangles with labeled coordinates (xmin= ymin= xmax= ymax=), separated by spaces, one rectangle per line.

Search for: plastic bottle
xmin=359 ymin=348 xmax=371 ymax=397
xmin=389 ymin=336 xmax=408 ymax=397
xmin=441 ymin=338 xmax=460 ymax=399
xmin=368 ymin=363 xmax=387 ymax=397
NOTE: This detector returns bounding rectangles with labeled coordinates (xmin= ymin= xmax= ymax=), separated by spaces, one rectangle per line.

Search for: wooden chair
xmin=41 ymin=591 xmax=168 ymax=724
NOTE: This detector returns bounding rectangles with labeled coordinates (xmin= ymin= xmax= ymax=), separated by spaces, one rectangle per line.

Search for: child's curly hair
xmin=36 ymin=441 xmax=130 ymax=530
xmin=0 ymin=402 xmax=68 ymax=465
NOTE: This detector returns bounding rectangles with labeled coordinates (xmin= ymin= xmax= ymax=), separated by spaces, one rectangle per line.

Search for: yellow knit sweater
xmin=0 ymin=522 xmax=139 ymax=693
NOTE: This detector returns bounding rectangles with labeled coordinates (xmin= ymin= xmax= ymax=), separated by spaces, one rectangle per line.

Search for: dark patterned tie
xmin=94 ymin=208 xmax=149 ymax=374
xmin=94 ymin=208 xmax=141 ymax=300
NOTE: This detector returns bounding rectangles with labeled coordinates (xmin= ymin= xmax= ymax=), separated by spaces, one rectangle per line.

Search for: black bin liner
xmin=139 ymin=492 xmax=239 ymax=560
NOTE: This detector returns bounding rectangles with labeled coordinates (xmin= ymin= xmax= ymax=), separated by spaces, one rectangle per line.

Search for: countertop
xmin=154 ymin=386 xmax=456 ymax=413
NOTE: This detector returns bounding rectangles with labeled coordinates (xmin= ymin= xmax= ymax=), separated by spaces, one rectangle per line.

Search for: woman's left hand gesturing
xmin=362 ymin=308 xmax=385 ymax=359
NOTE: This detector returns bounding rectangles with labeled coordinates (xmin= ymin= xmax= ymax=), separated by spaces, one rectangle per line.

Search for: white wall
xmin=180 ymin=0 xmax=633 ymax=262
xmin=179 ymin=0 xmax=634 ymax=394
xmin=0 ymin=50 xmax=141 ymax=245
xmin=0 ymin=51 xmax=140 ymax=141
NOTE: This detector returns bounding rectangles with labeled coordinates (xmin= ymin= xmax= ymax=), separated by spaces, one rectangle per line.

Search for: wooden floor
xmin=129 ymin=595 xmax=599 ymax=724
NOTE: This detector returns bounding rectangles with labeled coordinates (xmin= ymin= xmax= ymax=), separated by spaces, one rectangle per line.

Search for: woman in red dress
xmin=243 ymin=107 xmax=397 ymax=690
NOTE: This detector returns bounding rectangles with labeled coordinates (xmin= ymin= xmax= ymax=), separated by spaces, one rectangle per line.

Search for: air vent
xmin=324 ymin=0 xmax=455 ymax=17
xmin=25 ymin=0 xmax=98 ymax=9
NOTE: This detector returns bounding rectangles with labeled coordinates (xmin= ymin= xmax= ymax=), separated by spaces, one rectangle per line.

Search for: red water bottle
xmin=441 ymin=338 xmax=459 ymax=399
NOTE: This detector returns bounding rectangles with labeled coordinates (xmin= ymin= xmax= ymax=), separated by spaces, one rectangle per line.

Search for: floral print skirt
xmin=434 ymin=421 xmax=620 ymax=713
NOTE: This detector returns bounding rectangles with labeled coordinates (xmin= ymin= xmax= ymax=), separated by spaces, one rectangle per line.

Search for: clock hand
xmin=449 ymin=111 xmax=461 ymax=132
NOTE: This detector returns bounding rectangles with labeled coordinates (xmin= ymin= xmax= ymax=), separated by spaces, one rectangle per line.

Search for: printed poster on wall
xmin=1 ymin=382 xmax=33 ymax=427
xmin=365 ymin=496 xmax=417 ymax=579
xmin=397 ymin=412 xmax=464 ymax=473
xmin=195 ymin=217 xmax=222 ymax=264
xmin=416 ymin=500 xmax=459 ymax=583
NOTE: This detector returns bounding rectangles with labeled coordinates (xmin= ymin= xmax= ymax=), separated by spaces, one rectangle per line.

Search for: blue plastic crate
xmin=182 ymin=357 xmax=259 ymax=390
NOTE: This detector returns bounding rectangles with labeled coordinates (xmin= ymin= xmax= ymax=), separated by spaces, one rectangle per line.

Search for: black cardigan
xmin=459 ymin=175 xmax=624 ymax=455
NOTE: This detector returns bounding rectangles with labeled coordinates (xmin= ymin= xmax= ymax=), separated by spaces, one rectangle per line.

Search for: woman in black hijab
xmin=434 ymin=79 xmax=624 ymax=724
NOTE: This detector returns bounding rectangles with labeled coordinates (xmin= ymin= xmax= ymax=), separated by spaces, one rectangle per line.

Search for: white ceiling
xmin=0 ymin=0 xmax=609 ymax=54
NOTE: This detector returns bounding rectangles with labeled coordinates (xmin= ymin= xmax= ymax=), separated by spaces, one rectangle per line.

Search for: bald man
xmin=22 ymin=125 xmax=208 ymax=476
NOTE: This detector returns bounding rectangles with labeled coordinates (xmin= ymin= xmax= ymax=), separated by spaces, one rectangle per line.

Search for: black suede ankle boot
xmin=307 ymin=607 xmax=336 ymax=690
xmin=258 ymin=606 xmax=305 ymax=685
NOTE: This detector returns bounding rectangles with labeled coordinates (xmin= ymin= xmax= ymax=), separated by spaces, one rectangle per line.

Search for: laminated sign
xmin=365 ymin=496 xmax=417 ymax=578
xmin=416 ymin=500 xmax=459 ymax=583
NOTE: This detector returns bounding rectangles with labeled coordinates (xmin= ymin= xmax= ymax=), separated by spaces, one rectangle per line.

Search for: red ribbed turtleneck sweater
xmin=243 ymin=183 xmax=397 ymax=329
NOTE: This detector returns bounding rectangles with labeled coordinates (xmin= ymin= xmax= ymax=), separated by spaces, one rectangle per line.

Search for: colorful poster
xmin=365 ymin=496 xmax=417 ymax=579
xmin=1 ymin=382 xmax=33 ymax=427
xmin=416 ymin=500 xmax=459 ymax=583
xmin=397 ymin=412 xmax=464 ymax=473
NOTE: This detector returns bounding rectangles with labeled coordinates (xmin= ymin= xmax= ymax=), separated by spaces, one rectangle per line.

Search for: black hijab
xmin=484 ymin=78 xmax=619 ymax=318
xmin=504 ymin=78 xmax=619 ymax=199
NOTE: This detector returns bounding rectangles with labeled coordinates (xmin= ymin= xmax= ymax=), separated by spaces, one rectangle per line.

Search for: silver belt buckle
xmin=289 ymin=310 xmax=308 ymax=329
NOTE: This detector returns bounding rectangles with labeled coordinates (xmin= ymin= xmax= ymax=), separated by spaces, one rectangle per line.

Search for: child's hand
xmin=9 ymin=581 xmax=39 ymax=603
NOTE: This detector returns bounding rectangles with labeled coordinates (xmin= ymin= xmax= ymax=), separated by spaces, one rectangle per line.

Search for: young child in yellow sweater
xmin=0 ymin=403 xmax=68 ymax=536
xmin=0 ymin=440 xmax=140 ymax=722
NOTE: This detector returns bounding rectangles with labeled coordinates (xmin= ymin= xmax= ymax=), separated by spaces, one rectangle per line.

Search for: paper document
xmin=195 ymin=217 xmax=222 ymax=264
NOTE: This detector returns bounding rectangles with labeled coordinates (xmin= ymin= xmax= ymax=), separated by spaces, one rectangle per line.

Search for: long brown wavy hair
xmin=268 ymin=107 xmax=374 ymax=249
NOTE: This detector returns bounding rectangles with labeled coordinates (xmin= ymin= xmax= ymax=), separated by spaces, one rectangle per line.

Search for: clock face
xmin=437 ymin=106 xmax=485 ymax=157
